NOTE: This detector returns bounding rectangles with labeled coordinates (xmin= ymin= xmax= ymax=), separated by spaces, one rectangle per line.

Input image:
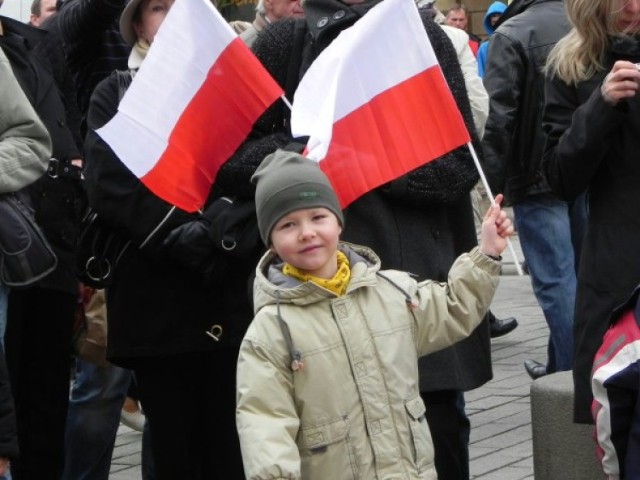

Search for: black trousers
xmin=6 ymin=287 xmax=76 ymax=480
xmin=132 ymin=348 xmax=245 ymax=480
xmin=422 ymin=389 xmax=471 ymax=480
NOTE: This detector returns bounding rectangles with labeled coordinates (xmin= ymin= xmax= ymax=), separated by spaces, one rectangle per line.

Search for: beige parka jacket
xmin=237 ymin=243 xmax=500 ymax=480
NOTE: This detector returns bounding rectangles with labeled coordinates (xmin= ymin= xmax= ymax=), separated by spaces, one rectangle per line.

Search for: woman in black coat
xmin=542 ymin=0 xmax=640 ymax=424
xmin=83 ymin=0 xmax=261 ymax=477
xmin=0 ymin=15 xmax=83 ymax=479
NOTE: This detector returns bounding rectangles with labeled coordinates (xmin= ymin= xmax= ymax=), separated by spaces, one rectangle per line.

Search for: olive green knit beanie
xmin=251 ymin=149 xmax=344 ymax=246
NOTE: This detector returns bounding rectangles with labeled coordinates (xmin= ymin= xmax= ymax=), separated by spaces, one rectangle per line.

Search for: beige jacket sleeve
xmin=237 ymin=331 xmax=301 ymax=480
xmin=411 ymin=247 xmax=500 ymax=357
xmin=0 ymin=47 xmax=51 ymax=194
xmin=440 ymin=25 xmax=489 ymax=138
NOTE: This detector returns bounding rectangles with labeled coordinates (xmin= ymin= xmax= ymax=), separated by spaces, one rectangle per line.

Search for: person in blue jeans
xmin=481 ymin=0 xmax=587 ymax=379
xmin=513 ymin=193 xmax=587 ymax=375
xmin=63 ymin=360 xmax=154 ymax=480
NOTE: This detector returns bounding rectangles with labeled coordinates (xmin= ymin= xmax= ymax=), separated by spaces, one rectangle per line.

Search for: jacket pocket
xmin=297 ymin=417 xmax=359 ymax=479
xmin=405 ymin=396 xmax=433 ymax=473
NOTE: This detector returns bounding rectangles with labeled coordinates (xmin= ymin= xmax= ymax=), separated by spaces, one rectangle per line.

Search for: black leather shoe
xmin=488 ymin=311 xmax=518 ymax=338
xmin=524 ymin=359 xmax=548 ymax=380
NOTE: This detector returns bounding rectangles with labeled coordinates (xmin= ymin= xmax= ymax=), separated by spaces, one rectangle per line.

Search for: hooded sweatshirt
xmin=477 ymin=1 xmax=507 ymax=76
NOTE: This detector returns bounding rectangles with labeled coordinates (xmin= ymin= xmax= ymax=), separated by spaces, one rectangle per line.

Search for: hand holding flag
xmin=97 ymin=0 xmax=284 ymax=213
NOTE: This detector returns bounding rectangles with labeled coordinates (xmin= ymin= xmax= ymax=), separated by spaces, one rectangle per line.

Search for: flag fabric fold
xmin=291 ymin=0 xmax=470 ymax=208
xmin=97 ymin=0 xmax=284 ymax=213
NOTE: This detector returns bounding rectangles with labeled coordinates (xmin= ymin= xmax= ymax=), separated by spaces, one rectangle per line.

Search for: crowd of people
xmin=0 ymin=0 xmax=639 ymax=478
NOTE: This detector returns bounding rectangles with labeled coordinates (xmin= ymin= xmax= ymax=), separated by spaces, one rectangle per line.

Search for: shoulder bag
xmin=0 ymin=190 xmax=57 ymax=288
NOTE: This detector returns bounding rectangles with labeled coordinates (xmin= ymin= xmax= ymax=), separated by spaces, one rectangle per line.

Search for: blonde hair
xmin=546 ymin=0 xmax=634 ymax=84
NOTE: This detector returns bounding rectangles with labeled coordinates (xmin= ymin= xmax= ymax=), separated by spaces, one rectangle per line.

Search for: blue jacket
xmin=477 ymin=1 xmax=507 ymax=77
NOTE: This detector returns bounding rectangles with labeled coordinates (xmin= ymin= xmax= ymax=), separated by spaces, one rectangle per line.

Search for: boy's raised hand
xmin=479 ymin=194 xmax=514 ymax=259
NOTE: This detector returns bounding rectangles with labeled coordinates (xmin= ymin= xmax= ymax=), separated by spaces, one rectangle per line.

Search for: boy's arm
xmin=410 ymin=198 xmax=510 ymax=355
xmin=236 ymin=334 xmax=301 ymax=480
xmin=411 ymin=247 xmax=501 ymax=357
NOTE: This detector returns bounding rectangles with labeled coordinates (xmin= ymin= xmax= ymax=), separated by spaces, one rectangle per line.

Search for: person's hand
xmin=479 ymin=193 xmax=513 ymax=258
xmin=206 ymin=197 xmax=261 ymax=258
xmin=162 ymin=215 xmax=216 ymax=272
xmin=600 ymin=60 xmax=640 ymax=106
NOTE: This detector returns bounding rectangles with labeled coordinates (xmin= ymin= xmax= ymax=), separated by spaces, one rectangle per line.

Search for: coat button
xmin=431 ymin=227 xmax=440 ymax=239
xmin=317 ymin=16 xmax=328 ymax=28
xmin=333 ymin=10 xmax=345 ymax=19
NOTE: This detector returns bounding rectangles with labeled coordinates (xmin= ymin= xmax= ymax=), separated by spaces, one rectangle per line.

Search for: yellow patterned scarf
xmin=283 ymin=251 xmax=351 ymax=296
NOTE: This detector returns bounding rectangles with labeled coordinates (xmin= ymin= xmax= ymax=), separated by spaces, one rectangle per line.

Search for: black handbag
xmin=75 ymin=68 xmax=134 ymax=289
xmin=76 ymin=208 xmax=130 ymax=289
xmin=0 ymin=190 xmax=58 ymax=288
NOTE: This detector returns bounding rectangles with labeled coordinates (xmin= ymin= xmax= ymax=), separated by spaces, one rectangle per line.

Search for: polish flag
xmin=291 ymin=0 xmax=470 ymax=208
xmin=97 ymin=0 xmax=283 ymax=213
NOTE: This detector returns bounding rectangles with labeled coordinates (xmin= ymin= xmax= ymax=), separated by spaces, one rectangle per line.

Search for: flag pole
xmin=466 ymin=142 xmax=524 ymax=276
xmin=281 ymin=95 xmax=293 ymax=111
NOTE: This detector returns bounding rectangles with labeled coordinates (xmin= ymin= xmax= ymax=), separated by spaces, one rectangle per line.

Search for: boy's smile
xmin=270 ymin=207 xmax=342 ymax=280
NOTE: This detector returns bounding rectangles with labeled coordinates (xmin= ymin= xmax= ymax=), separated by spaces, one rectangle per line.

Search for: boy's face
xmin=270 ymin=207 xmax=342 ymax=280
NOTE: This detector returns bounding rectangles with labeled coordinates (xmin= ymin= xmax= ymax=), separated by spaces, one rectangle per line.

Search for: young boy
xmin=236 ymin=150 xmax=513 ymax=480
xmin=591 ymin=284 xmax=640 ymax=480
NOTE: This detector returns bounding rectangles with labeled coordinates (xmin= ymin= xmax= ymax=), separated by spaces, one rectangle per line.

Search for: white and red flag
xmin=97 ymin=0 xmax=283 ymax=212
xmin=291 ymin=0 xmax=470 ymax=208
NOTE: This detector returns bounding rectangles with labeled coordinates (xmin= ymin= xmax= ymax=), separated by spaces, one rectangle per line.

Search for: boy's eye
xmin=313 ymin=213 xmax=328 ymax=221
xmin=278 ymin=221 xmax=294 ymax=230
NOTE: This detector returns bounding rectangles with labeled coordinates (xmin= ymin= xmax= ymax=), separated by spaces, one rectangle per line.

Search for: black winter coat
xmin=542 ymin=40 xmax=640 ymax=423
xmin=0 ymin=17 xmax=84 ymax=295
xmin=36 ymin=12 xmax=84 ymax=152
xmin=84 ymin=72 xmax=261 ymax=365
xmin=482 ymin=0 xmax=570 ymax=205
xmin=216 ymin=0 xmax=491 ymax=392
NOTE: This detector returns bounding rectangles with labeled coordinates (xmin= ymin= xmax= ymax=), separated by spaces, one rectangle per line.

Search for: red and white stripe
xmin=291 ymin=0 xmax=470 ymax=208
xmin=98 ymin=0 xmax=283 ymax=212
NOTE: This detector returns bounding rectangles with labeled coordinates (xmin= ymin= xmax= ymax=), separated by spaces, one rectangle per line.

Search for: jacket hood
xmin=253 ymin=242 xmax=381 ymax=312
xmin=483 ymin=1 xmax=507 ymax=35
xmin=495 ymin=0 xmax=557 ymax=28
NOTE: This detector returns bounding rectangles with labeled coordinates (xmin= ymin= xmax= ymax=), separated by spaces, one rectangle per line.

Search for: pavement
xmin=109 ymin=231 xmax=549 ymax=479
